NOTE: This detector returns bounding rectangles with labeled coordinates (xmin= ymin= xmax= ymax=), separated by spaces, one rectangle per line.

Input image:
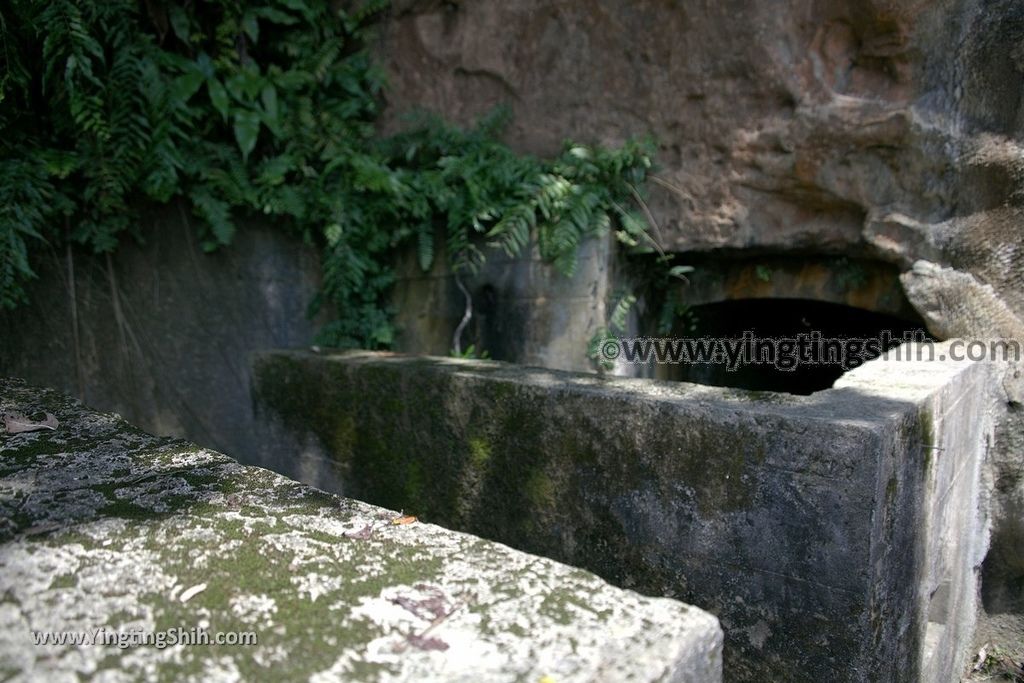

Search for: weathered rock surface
xmin=377 ymin=0 xmax=1024 ymax=322
xmin=253 ymin=345 xmax=994 ymax=682
xmin=0 ymin=378 xmax=723 ymax=682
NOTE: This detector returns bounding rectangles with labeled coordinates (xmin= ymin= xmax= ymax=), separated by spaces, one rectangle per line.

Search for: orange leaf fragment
xmin=391 ymin=515 xmax=417 ymax=526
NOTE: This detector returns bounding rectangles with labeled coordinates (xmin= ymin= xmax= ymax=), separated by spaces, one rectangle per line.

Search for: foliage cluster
xmin=0 ymin=0 xmax=669 ymax=349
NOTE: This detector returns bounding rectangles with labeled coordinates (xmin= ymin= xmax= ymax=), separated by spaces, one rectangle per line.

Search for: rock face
xmin=377 ymin=0 xmax=1024 ymax=346
xmin=376 ymin=3 xmax=870 ymax=241
xmin=252 ymin=345 xmax=994 ymax=682
xmin=0 ymin=378 xmax=723 ymax=682
xmin=378 ymin=0 xmax=1023 ymax=302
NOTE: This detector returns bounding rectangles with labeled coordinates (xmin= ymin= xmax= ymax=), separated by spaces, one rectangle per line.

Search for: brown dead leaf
xmin=344 ymin=523 xmax=376 ymax=540
xmin=391 ymin=515 xmax=417 ymax=526
xmin=390 ymin=587 xmax=449 ymax=620
xmin=3 ymin=412 xmax=58 ymax=434
xmin=406 ymin=633 xmax=449 ymax=651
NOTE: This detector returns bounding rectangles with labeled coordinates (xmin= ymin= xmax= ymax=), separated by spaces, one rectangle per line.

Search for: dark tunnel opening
xmin=657 ymin=298 xmax=933 ymax=395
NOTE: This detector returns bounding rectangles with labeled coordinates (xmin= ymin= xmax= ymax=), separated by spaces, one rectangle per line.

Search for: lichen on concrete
xmin=0 ymin=378 xmax=721 ymax=682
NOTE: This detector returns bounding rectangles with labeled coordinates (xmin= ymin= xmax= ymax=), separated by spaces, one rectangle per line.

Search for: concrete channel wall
xmin=252 ymin=343 xmax=994 ymax=682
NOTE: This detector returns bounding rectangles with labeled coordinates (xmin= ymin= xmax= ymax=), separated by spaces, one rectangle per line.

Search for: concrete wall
xmin=0 ymin=206 xmax=323 ymax=463
xmin=251 ymin=343 xmax=994 ymax=682
xmin=391 ymin=235 xmax=612 ymax=373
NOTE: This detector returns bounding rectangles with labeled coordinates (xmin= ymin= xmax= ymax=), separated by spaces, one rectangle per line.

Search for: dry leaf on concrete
xmin=391 ymin=515 xmax=417 ymax=526
xmin=3 ymin=412 xmax=58 ymax=434
xmin=344 ymin=523 xmax=376 ymax=540
xmin=406 ymin=633 xmax=449 ymax=651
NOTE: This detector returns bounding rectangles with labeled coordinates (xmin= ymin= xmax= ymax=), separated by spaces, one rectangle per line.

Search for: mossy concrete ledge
xmin=0 ymin=378 xmax=723 ymax=683
xmin=252 ymin=344 xmax=995 ymax=683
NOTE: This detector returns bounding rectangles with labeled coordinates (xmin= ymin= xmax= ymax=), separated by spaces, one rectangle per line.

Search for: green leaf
xmin=242 ymin=12 xmax=260 ymax=43
xmin=191 ymin=189 xmax=235 ymax=246
xmin=233 ymin=110 xmax=261 ymax=159
xmin=261 ymin=85 xmax=278 ymax=116
xmin=195 ymin=52 xmax=215 ymax=79
xmin=207 ymin=79 xmax=229 ymax=120
xmin=169 ymin=6 xmax=191 ymax=44
xmin=254 ymin=7 xmax=298 ymax=25
xmin=173 ymin=71 xmax=204 ymax=102
xmin=260 ymin=84 xmax=278 ymax=131
xmin=39 ymin=150 xmax=79 ymax=178
xmin=226 ymin=69 xmax=264 ymax=101
xmin=257 ymin=155 xmax=294 ymax=185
